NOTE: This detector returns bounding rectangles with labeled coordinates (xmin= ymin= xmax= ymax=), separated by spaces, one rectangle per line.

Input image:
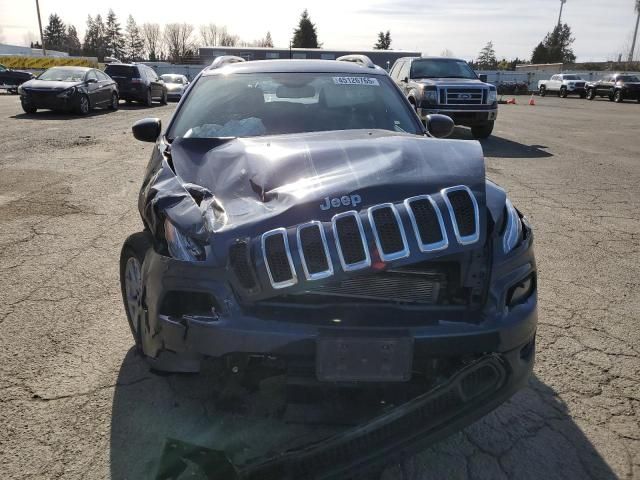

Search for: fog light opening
xmin=506 ymin=273 xmax=536 ymax=309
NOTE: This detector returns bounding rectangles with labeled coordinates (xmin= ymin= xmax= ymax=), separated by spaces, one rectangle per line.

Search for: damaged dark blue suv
xmin=120 ymin=55 xmax=537 ymax=476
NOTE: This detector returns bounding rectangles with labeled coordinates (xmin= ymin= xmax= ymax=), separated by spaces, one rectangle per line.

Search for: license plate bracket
xmin=316 ymin=336 xmax=413 ymax=382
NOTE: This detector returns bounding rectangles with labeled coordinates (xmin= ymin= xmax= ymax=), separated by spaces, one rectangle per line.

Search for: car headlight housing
xmin=487 ymin=88 xmax=497 ymax=104
xmin=57 ymin=87 xmax=76 ymax=98
xmin=423 ymin=87 xmax=438 ymax=104
xmin=164 ymin=219 xmax=206 ymax=261
xmin=17 ymin=85 xmax=25 ymax=95
xmin=503 ymin=198 xmax=522 ymax=254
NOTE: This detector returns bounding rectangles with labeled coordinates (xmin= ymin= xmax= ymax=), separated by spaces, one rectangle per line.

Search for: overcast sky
xmin=1 ymin=0 xmax=637 ymax=61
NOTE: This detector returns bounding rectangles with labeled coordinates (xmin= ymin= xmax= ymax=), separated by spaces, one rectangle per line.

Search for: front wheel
xmin=120 ymin=232 xmax=152 ymax=349
xmin=586 ymin=88 xmax=596 ymax=100
xmin=144 ymin=89 xmax=153 ymax=107
xmin=76 ymin=94 xmax=90 ymax=115
xmin=614 ymin=90 xmax=623 ymax=103
xmin=21 ymin=99 xmax=37 ymax=114
xmin=109 ymin=92 xmax=119 ymax=110
xmin=160 ymin=90 xmax=168 ymax=105
xmin=539 ymin=86 xmax=546 ymax=97
xmin=560 ymin=87 xmax=568 ymax=98
xmin=471 ymin=121 xmax=494 ymax=139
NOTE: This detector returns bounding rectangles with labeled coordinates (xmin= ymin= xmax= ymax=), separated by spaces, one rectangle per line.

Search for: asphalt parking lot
xmin=0 ymin=93 xmax=638 ymax=479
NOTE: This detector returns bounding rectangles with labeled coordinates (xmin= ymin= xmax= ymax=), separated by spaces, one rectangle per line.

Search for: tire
xmin=21 ymin=99 xmax=37 ymax=114
xmin=109 ymin=92 xmax=119 ymax=110
xmin=471 ymin=121 xmax=494 ymax=139
xmin=76 ymin=94 xmax=90 ymax=115
xmin=559 ymin=87 xmax=567 ymax=98
xmin=144 ymin=89 xmax=153 ymax=107
xmin=614 ymin=90 xmax=623 ymax=103
xmin=586 ymin=88 xmax=596 ymax=100
xmin=160 ymin=90 xmax=168 ymax=105
xmin=539 ymin=86 xmax=546 ymax=97
xmin=120 ymin=232 xmax=152 ymax=349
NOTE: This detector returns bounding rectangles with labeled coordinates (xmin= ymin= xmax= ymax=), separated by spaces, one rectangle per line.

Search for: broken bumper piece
xmin=155 ymin=352 xmax=531 ymax=480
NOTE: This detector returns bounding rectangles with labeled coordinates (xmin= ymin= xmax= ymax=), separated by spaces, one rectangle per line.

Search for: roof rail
xmin=336 ymin=54 xmax=376 ymax=69
xmin=208 ymin=55 xmax=246 ymax=70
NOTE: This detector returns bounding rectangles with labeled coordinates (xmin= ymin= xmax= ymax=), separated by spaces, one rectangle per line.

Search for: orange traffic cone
xmin=506 ymin=98 xmax=516 ymax=105
xmin=528 ymin=94 xmax=535 ymax=106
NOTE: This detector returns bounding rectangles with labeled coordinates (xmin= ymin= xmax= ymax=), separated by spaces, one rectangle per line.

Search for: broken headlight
xmin=503 ymin=198 xmax=522 ymax=254
xmin=57 ymin=87 xmax=76 ymax=98
xmin=164 ymin=219 xmax=206 ymax=262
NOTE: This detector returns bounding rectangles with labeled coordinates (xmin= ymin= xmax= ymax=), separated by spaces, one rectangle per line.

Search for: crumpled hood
xmin=167 ymin=129 xmax=486 ymax=235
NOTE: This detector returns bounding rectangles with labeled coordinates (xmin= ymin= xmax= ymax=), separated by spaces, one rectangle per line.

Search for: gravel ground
xmin=0 ymin=93 xmax=638 ymax=479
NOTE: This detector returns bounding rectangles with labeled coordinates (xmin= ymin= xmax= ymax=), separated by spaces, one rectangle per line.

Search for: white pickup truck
xmin=538 ymin=74 xmax=587 ymax=98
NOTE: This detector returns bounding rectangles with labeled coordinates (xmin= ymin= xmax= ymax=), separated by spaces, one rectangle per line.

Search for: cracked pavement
xmin=0 ymin=93 xmax=638 ymax=479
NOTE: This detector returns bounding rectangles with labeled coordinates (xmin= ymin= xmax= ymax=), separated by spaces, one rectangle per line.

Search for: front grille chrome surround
xmin=404 ymin=195 xmax=449 ymax=252
xmin=331 ymin=211 xmax=371 ymax=272
xmin=261 ymin=228 xmax=298 ymax=289
xmin=441 ymin=185 xmax=480 ymax=245
xmin=367 ymin=203 xmax=410 ymax=261
xmin=296 ymin=221 xmax=334 ymax=281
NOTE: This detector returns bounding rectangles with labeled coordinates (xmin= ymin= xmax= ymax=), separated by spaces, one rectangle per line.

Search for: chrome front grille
xmin=260 ymin=186 xmax=480 ymax=289
xmin=443 ymin=87 xmax=486 ymax=105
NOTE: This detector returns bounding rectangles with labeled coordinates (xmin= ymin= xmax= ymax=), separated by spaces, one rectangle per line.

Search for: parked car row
xmin=13 ymin=63 xmax=189 ymax=115
xmin=538 ymin=73 xmax=640 ymax=103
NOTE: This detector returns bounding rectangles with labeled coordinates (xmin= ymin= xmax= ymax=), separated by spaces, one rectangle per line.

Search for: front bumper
xmin=167 ymin=90 xmax=183 ymax=100
xmin=21 ymin=93 xmax=76 ymax=111
xmin=417 ymin=106 xmax=498 ymax=127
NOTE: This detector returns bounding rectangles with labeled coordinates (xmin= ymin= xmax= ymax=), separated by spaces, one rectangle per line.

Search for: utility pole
xmin=557 ymin=0 xmax=567 ymax=26
xmin=629 ymin=1 xmax=640 ymax=62
xmin=35 ymin=0 xmax=47 ymax=56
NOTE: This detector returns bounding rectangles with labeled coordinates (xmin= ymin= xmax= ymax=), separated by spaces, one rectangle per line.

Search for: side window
xmin=402 ymin=61 xmax=412 ymax=80
xmin=96 ymin=70 xmax=109 ymax=81
xmin=551 ymin=75 xmax=557 ymax=81
xmin=86 ymin=70 xmax=98 ymax=82
xmin=148 ymin=68 xmax=158 ymax=81
xmin=389 ymin=61 xmax=402 ymax=79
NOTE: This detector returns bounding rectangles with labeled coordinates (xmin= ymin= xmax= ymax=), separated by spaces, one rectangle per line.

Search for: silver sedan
xmin=160 ymin=74 xmax=189 ymax=101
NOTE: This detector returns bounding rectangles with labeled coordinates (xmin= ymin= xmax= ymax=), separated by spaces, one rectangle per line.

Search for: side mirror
xmin=478 ymin=74 xmax=488 ymax=83
xmin=86 ymin=78 xmax=97 ymax=84
xmin=401 ymin=76 xmax=409 ymax=83
xmin=132 ymin=118 xmax=162 ymax=142
xmin=425 ymin=114 xmax=454 ymax=139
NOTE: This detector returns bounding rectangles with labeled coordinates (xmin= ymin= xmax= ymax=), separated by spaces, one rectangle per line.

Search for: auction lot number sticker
xmin=333 ymin=76 xmax=380 ymax=86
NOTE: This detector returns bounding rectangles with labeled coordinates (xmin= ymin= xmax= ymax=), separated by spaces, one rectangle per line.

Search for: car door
xmin=146 ymin=67 xmax=162 ymax=98
xmin=96 ymin=70 xmax=113 ymax=104
xmin=550 ymin=75 xmax=560 ymax=91
xmin=597 ymin=76 xmax=611 ymax=95
xmin=84 ymin=70 xmax=101 ymax=105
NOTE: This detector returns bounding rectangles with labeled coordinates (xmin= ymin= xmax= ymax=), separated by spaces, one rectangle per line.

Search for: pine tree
xmin=291 ymin=10 xmax=319 ymax=48
xmin=65 ymin=25 xmax=82 ymax=56
xmin=374 ymin=31 xmax=391 ymax=50
xmin=124 ymin=15 xmax=145 ymax=62
xmin=476 ymin=41 xmax=497 ymax=69
xmin=264 ymin=31 xmax=274 ymax=48
xmin=531 ymin=42 xmax=548 ymax=64
xmin=43 ymin=14 xmax=67 ymax=52
xmin=530 ymin=23 xmax=575 ymax=64
xmin=104 ymin=9 xmax=125 ymax=59
xmin=83 ymin=14 xmax=106 ymax=61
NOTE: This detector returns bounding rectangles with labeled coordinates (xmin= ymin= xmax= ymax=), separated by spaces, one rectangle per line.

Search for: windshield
xmin=618 ymin=75 xmax=640 ymax=82
xmin=0 ymin=64 xmax=6 ymax=72
xmin=38 ymin=68 xmax=86 ymax=82
xmin=563 ymin=75 xmax=582 ymax=80
xmin=410 ymin=59 xmax=477 ymax=79
xmin=104 ymin=65 xmax=137 ymax=78
xmin=168 ymin=72 xmax=421 ymax=140
xmin=161 ymin=74 xmax=185 ymax=84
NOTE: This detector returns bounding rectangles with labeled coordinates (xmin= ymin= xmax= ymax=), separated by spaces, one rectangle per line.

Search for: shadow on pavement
xmin=10 ymin=108 xmax=115 ymax=120
xmin=450 ymin=128 xmax=553 ymax=159
xmin=110 ymin=351 xmax=616 ymax=480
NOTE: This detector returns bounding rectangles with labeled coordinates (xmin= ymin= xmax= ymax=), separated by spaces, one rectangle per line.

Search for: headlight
xmin=57 ymin=87 xmax=76 ymax=98
xmin=17 ymin=85 xmax=24 ymax=95
xmin=164 ymin=219 xmax=206 ymax=261
xmin=423 ymin=88 xmax=438 ymax=104
xmin=503 ymin=198 xmax=522 ymax=254
xmin=487 ymin=89 xmax=497 ymax=104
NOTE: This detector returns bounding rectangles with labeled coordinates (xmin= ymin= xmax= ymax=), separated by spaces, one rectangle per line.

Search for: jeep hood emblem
xmin=320 ymin=194 xmax=362 ymax=210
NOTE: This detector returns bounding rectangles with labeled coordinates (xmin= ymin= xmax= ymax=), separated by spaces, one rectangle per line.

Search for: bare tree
xmin=163 ymin=23 xmax=195 ymax=62
xmin=218 ymin=27 xmax=239 ymax=47
xmin=200 ymin=23 xmax=221 ymax=46
xmin=141 ymin=23 xmax=163 ymax=61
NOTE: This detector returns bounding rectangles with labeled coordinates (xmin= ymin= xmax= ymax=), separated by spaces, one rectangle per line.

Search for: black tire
xmin=586 ymin=88 xmax=596 ymax=100
xmin=119 ymin=232 xmax=152 ymax=349
xmin=160 ymin=90 xmax=168 ymax=105
xmin=76 ymin=94 xmax=90 ymax=115
xmin=108 ymin=92 xmax=119 ymax=110
xmin=144 ymin=89 xmax=153 ymax=107
xmin=539 ymin=86 xmax=546 ymax=97
xmin=559 ymin=87 xmax=568 ymax=98
xmin=21 ymin=99 xmax=37 ymax=114
xmin=471 ymin=121 xmax=494 ymax=139
xmin=614 ymin=90 xmax=623 ymax=103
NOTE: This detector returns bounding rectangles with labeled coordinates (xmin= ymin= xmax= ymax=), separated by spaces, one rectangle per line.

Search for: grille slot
xmin=332 ymin=211 xmax=371 ymax=271
xmin=444 ymin=87 xmax=486 ymax=105
xmin=297 ymin=221 xmax=333 ymax=280
xmin=229 ymin=240 xmax=257 ymax=290
xmin=261 ymin=228 xmax=297 ymax=288
xmin=404 ymin=195 xmax=448 ymax=252
xmin=442 ymin=186 xmax=479 ymax=245
xmin=368 ymin=204 xmax=409 ymax=261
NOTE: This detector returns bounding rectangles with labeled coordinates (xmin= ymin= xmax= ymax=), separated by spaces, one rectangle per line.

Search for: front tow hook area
xmin=155 ymin=354 xmax=510 ymax=480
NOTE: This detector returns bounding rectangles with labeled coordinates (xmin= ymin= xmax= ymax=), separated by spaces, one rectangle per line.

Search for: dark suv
xmin=586 ymin=73 xmax=640 ymax=103
xmin=104 ymin=63 xmax=167 ymax=106
xmin=390 ymin=57 xmax=498 ymax=138
xmin=120 ymin=56 xmax=536 ymax=477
